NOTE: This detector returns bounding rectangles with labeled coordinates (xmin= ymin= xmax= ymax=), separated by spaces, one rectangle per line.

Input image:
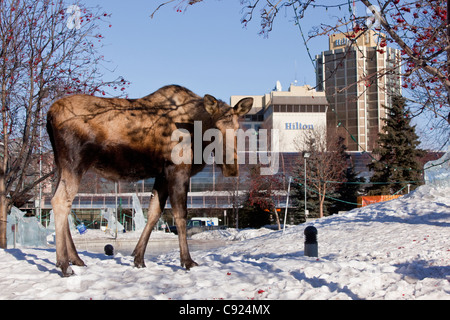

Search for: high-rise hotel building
xmin=316 ymin=30 xmax=402 ymax=151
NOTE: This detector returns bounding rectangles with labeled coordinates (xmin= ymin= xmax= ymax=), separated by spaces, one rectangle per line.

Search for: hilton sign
xmin=285 ymin=122 xmax=314 ymax=130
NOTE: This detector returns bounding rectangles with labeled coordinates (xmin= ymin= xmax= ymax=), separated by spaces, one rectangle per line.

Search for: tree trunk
xmin=0 ymin=176 xmax=8 ymax=249
xmin=319 ymin=198 xmax=324 ymax=219
xmin=273 ymin=207 xmax=281 ymax=230
xmin=447 ymin=0 xmax=450 ymax=124
xmin=1 ymin=79 xmax=8 ymax=249
xmin=319 ymin=185 xmax=325 ymax=218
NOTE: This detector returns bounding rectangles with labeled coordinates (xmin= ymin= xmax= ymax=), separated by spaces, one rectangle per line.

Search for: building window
xmin=270 ymin=104 xmax=328 ymax=113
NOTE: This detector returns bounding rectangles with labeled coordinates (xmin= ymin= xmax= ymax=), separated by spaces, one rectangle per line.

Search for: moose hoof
xmin=57 ymin=261 xmax=74 ymax=277
xmin=63 ymin=266 xmax=74 ymax=277
xmin=183 ymin=259 xmax=199 ymax=270
xmin=134 ymin=256 xmax=146 ymax=269
xmin=70 ymin=258 xmax=86 ymax=267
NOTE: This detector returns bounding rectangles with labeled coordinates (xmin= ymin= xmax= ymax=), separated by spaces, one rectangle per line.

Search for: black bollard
xmin=304 ymin=226 xmax=318 ymax=257
xmin=104 ymin=244 xmax=114 ymax=256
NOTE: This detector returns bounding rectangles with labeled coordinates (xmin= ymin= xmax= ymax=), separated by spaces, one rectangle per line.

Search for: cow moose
xmin=46 ymin=85 xmax=253 ymax=277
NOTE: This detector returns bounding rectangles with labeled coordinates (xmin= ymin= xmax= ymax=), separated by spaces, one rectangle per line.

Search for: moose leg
xmin=133 ymin=176 xmax=168 ymax=268
xmin=166 ymin=165 xmax=198 ymax=270
xmin=51 ymin=169 xmax=84 ymax=277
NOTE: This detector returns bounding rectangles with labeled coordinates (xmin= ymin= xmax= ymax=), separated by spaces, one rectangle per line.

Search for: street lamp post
xmin=283 ymin=176 xmax=292 ymax=234
xmin=303 ymin=152 xmax=310 ymax=219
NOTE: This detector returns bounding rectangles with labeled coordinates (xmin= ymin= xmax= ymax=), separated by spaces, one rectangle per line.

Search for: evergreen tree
xmin=290 ymin=176 xmax=319 ymax=222
xmin=332 ymin=163 xmax=365 ymax=213
xmin=367 ymin=96 xmax=426 ymax=195
xmin=239 ymin=197 xmax=271 ymax=228
xmin=328 ymin=139 xmax=364 ymax=214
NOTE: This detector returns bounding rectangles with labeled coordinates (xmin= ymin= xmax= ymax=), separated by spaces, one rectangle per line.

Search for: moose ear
xmin=204 ymin=94 xmax=218 ymax=115
xmin=233 ymin=97 xmax=253 ymax=116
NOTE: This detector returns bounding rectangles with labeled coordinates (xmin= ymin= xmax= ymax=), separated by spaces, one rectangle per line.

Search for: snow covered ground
xmin=0 ymin=183 xmax=449 ymax=300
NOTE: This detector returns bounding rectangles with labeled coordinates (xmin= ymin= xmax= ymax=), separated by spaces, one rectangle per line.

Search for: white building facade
xmin=231 ymin=84 xmax=328 ymax=154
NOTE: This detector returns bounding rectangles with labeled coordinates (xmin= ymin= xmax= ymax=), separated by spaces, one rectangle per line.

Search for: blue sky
xmin=94 ymin=0 xmax=341 ymax=102
xmin=88 ymin=1 xmax=443 ymax=149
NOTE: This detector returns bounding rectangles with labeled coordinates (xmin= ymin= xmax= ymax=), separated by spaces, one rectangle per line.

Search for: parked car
xmin=169 ymin=217 xmax=226 ymax=236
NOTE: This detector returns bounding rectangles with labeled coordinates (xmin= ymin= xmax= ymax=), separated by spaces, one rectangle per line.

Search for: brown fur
xmin=46 ymin=85 xmax=252 ymax=276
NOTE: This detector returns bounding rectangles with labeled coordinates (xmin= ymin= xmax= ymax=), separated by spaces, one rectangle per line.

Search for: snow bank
xmin=191 ymin=227 xmax=274 ymax=241
xmin=0 ymin=183 xmax=449 ymax=300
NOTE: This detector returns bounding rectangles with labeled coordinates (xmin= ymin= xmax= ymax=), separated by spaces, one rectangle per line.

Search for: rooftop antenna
xmin=351 ymin=0 xmax=357 ymax=28
xmin=275 ymin=80 xmax=282 ymax=91
xmin=294 ymin=60 xmax=298 ymax=85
